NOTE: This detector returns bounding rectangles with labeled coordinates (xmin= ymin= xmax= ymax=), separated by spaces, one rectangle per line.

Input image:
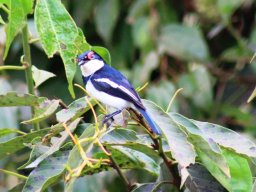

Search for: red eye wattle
xmin=87 ymin=51 xmax=94 ymax=60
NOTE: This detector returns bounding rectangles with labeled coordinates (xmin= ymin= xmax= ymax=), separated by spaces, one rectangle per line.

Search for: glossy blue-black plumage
xmin=78 ymin=51 xmax=161 ymax=135
xmin=91 ymin=64 xmax=145 ymax=110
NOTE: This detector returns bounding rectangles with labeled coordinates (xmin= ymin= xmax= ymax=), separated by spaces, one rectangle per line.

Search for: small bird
xmin=77 ymin=50 xmax=161 ymax=135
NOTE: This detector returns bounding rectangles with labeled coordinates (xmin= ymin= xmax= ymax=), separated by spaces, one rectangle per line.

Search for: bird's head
xmin=77 ymin=51 xmax=103 ymax=66
xmin=77 ymin=51 xmax=104 ymax=77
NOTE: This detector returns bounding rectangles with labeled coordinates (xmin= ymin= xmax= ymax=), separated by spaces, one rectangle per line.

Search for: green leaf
xmin=185 ymin=164 xmax=227 ymax=192
xmin=0 ymin=92 xmax=59 ymax=124
xmin=188 ymin=134 xmax=230 ymax=177
xmin=94 ymin=0 xmax=119 ymax=43
xmin=177 ymin=65 xmax=213 ymax=109
xmin=158 ymin=24 xmax=209 ymax=62
xmin=217 ymin=0 xmax=243 ymax=23
xmin=18 ymin=139 xmax=50 ymax=170
xmin=101 ymin=129 xmax=159 ymax=157
xmin=25 ymin=119 xmax=80 ymax=168
xmin=127 ymin=0 xmax=148 ymax=23
xmin=22 ymin=149 xmax=70 ymax=192
xmin=3 ymin=0 xmax=34 ymax=59
xmin=193 ymin=120 xmax=256 ymax=158
xmin=22 ymin=99 xmax=59 ymax=124
xmin=171 ymin=112 xmax=256 ymax=158
xmin=31 ymin=65 xmax=56 ymax=88
xmin=222 ymin=148 xmax=252 ymax=192
xmin=8 ymin=183 xmax=25 ymax=192
xmin=132 ymin=183 xmax=157 ymax=192
xmin=142 ymin=100 xmax=196 ymax=167
xmin=132 ymin=17 xmax=153 ymax=50
xmin=0 ymin=128 xmax=50 ymax=159
xmin=56 ymin=97 xmax=96 ymax=123
xmin=35 ymin=0 xmax=90 ymax=97
xmin=0 ymin=92 xmax=44 ymax=106
xmin=0 ymin=128 xmax=25 ymax=138
xmin=198 ymin=148 xmax=252 ymax=192
xmin=92 ymin=146 xmax=160 ymax=175
xmin=92 ymin=46 xmax=111 ymax=65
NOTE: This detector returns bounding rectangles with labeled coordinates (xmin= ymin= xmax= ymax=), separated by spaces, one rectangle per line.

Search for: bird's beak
xmin=78 ymin=60 xmax=84 ymax=66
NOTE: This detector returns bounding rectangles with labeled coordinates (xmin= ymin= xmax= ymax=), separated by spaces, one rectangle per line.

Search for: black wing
xmin=91 ymin=65 xmax=145 ymax=110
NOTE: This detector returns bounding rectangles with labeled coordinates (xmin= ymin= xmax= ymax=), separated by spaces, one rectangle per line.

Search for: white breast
xmin=86 ymin=80 xmax=131 ymax=109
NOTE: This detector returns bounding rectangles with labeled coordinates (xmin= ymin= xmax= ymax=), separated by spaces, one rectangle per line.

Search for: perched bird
xmin=77 ymin=50 xmax=161 ymax=135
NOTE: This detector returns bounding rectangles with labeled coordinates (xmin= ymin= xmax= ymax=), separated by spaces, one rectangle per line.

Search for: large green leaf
xmin=101 ymin=128 xmax=160 ymax=157
xmin=35 ymin=0 xmax=90 ymax=97
xmin=2 ymin=0 xmax=34 ymax=59
xmin=198 ymin=148 xmax=252 ymax=192
xmin=22 ymin=149 xmax=70 ymax=192
xmin=171 ymin=113 xmax=256 ymax=159
xmin=0 ymin=92 xmax=59 ymax=124
xmin=18 ymin=138 xmax=50 ymax=170
xmin=56 ymin=97 xmax=96 ymax=123
xmin=185 ymin=164 xmax=227 ymax=192
xmin=158 ymin=24 xmax=209 ymax=62
xmin=22 ymin=99 xmax=59 ymax=124
xmin=92 ymin=146 xmax=160 ymax=175
xmin=142 ymin=100 xmax=196 ymax=167
xmin=193 ymin=120 xmax=256 ymax=158
xmin=0 ymin=128 xmax=50 ymax=158
xmin=25 ymin=119 xmax=80 ymax=168
xmin=188 ymin=135 xmax=230 ymax=177
xmin=0 ymin=92 xmax=44 ymax=106
xmin=94 ymin=0 xmax=119 ymax=43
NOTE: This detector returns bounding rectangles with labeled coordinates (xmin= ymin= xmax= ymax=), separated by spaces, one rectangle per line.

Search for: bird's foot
xmin=102 ymin=115 xmax=114 ymax=128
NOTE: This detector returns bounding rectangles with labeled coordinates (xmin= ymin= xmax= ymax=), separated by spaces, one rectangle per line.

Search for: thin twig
xmin=166 ymin=88 xmax=183 ymax=113
xmin=0 ymin=65 xmax=26 ymax=71
xmin=0 ymin=169 xmax=27 ymax=180
xmin=104 ymin=146 xmax=131 ymax=191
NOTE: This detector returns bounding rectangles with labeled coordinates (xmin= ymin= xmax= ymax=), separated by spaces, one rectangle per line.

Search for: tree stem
xmin=22 ymin=24 xmax=40 ymax=131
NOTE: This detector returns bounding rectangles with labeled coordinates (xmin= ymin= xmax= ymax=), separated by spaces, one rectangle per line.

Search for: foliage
xmin=0 ymin=0 xmax=256 ymax=192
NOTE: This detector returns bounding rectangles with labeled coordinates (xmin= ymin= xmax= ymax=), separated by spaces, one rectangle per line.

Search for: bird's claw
xmin=102 ymin=115 xmax=114 ymax=128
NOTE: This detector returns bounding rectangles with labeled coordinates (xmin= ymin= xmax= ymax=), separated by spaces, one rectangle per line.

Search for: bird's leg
xmin=102 ymin=109 xmax=122 ymax=128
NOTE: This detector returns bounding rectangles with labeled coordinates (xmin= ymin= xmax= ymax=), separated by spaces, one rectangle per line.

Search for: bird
xmin=77 ymin=50 xmax=161 ymax=135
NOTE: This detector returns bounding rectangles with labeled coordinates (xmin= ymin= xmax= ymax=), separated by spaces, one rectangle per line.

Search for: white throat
xmin=80 ymin=60 xmax=104 ymax=77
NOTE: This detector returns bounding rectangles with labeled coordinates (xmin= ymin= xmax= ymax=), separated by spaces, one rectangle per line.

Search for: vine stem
xmin=0 ymin=169 xmax=27 ymax=180
xmin=0 ymin=65 xmax=25 ymax=71
xmin=22 ymin=24 xmax=40 ymax=131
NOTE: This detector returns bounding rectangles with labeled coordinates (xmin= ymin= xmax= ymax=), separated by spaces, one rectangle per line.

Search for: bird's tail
xmin=137 ymin=108 xmax=161 ymax=135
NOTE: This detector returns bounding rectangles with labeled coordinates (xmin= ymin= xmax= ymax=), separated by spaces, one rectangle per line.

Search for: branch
xmin=104 ymin=146 xmax=132 ymax=192
xmin=127 ymin=108 xmax=181 ymax=189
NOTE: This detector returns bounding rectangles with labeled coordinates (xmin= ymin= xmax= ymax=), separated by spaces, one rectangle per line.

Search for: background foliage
xmin=0 ymin=0 xmax=256 ymax=191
